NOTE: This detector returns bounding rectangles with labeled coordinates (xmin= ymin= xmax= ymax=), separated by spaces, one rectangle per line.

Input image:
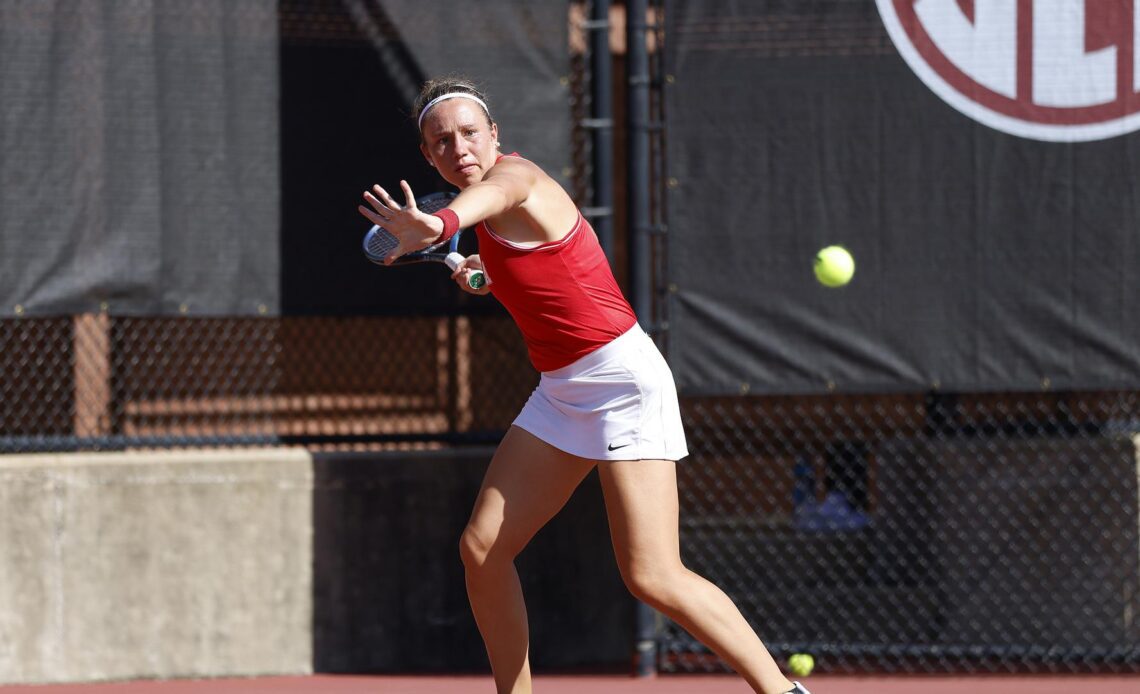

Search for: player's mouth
xmin=456 ymin=163 xmax=480 ymax=175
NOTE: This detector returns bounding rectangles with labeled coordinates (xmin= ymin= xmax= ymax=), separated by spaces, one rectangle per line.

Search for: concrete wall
xmin=0 ymin=449 xmax=314 ymax=684
xmin=0 ymin=446 xmax=634 ymax=685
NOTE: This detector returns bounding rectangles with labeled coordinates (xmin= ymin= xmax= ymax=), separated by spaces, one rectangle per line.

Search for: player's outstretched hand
xmin=357 ymin=180 xmax=444 ymax=263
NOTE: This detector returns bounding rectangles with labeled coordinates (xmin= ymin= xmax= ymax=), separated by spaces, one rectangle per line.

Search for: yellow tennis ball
xmin=814 ymin=245 xmax=854 ymax=287
xmin=788 ymin=653 xmax=815 ymax=677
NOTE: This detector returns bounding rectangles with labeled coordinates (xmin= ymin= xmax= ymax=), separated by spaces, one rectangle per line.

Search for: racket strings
xmin=364 ymin=228 xmax=399 ymax=260
xmin=362 ymin=192 xmax=458 ymax=263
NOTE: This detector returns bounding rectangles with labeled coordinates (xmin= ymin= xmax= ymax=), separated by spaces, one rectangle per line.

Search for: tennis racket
xmin=362 ymin=191 xmax=486 ymax=290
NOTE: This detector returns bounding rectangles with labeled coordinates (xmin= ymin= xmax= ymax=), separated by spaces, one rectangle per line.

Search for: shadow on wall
xmin=311 ymin=448 xmax=633 ymax=672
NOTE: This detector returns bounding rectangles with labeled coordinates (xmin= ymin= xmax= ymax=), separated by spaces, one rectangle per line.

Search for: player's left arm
xmin=450 ymin=254 xmax=492 ymax=296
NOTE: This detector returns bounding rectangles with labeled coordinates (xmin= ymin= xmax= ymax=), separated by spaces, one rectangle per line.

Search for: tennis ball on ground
xmin=813 ymin=245 xmax=854 ymax=287
xmin=788 ymin=653 xmax=815 ymax=677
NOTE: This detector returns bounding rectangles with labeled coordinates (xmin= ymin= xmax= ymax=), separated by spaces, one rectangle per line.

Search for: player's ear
xmin=419 ymin=142 xmax=435 ymax=168
xmin=490 ymin=122 xmax=499 ymax=148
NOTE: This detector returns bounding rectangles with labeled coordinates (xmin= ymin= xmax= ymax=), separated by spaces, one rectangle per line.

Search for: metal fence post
xmin=626 ymin=0 xmax=659 ymax=678
xmin=584 ymin=0 xmax=615 ymax=259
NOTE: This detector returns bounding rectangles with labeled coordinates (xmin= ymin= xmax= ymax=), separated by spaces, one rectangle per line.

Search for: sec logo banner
xmin=876 ymin=0 xmax=1140 ymax=141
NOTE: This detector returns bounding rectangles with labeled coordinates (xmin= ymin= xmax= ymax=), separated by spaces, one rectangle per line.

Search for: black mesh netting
xmin=662 ymin=392 xmax=1140 ymax=673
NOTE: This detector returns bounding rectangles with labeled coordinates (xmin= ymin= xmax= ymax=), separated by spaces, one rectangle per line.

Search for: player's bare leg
xmin=597 ymin=458 xmax=796 ymax=694
xmin=460 ymin=426 xmax=597 ymax=694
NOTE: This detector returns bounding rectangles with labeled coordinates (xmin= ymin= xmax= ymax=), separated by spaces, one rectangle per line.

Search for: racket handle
xmin=445 ymin=252 xmax=487 ymax=290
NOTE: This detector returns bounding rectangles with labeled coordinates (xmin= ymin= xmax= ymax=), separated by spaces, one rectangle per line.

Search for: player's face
xmin=419 ymin=100 xmax=499 ymax=189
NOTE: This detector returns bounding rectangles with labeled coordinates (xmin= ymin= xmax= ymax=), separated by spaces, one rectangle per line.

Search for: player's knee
xmin=458 ymin=526 xmax=491 ymax=569
xmin=459 ymin=524 xmax=516 ymax=571
xmin=621 ymin=562 xmax=685 ymax=607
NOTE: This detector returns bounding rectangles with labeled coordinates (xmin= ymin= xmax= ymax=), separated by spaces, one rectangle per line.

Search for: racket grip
xmin=445 ymin=252 xmax=487 ymax=290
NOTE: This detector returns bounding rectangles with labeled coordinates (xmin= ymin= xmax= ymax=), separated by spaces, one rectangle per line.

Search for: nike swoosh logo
xmin=607 ymin=443 xmax=631 ymax=451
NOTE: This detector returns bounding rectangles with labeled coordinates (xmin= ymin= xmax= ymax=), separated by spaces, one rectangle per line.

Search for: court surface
xmin=4 ymin=674 xmax=1139 ymax=693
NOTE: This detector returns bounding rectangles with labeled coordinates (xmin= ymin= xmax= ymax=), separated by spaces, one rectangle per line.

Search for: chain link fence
xmin=5 ymin=314 xmax=1139 ymax=675
xmin=0 ymin=314 xmax=534 ymax=452
xmin=661 ymin=390 xmax=1140 ymax=674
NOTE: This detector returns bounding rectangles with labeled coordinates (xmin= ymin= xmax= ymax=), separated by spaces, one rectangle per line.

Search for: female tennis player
xmin=358 ymin=76 xmax=811 ymax=694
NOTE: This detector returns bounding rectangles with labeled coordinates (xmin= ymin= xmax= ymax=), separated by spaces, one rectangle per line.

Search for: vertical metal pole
xmin=627 ymin=0 xmax=651 ymax=327
xmin=589 ymin=0 xmax=614 ymax=258
xmin=627 ymin=0 xmax=658 ymax=678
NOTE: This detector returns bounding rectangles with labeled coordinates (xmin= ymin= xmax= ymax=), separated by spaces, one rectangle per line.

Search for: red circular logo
xmin=877 ymin=0 xmax=1140 ymax=141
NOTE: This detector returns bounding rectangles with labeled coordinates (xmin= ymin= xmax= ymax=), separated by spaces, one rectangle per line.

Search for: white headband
xmin=417 ymin=92 xmax=491 ymax=131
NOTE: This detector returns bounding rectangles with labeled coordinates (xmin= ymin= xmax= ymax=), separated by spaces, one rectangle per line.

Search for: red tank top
xmin=475 ymin=211 xmax=637 ymax=372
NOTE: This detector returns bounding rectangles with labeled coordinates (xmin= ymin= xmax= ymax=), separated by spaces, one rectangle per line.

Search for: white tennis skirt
xmin=513 ymin=324 xmax=689 ymax=461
